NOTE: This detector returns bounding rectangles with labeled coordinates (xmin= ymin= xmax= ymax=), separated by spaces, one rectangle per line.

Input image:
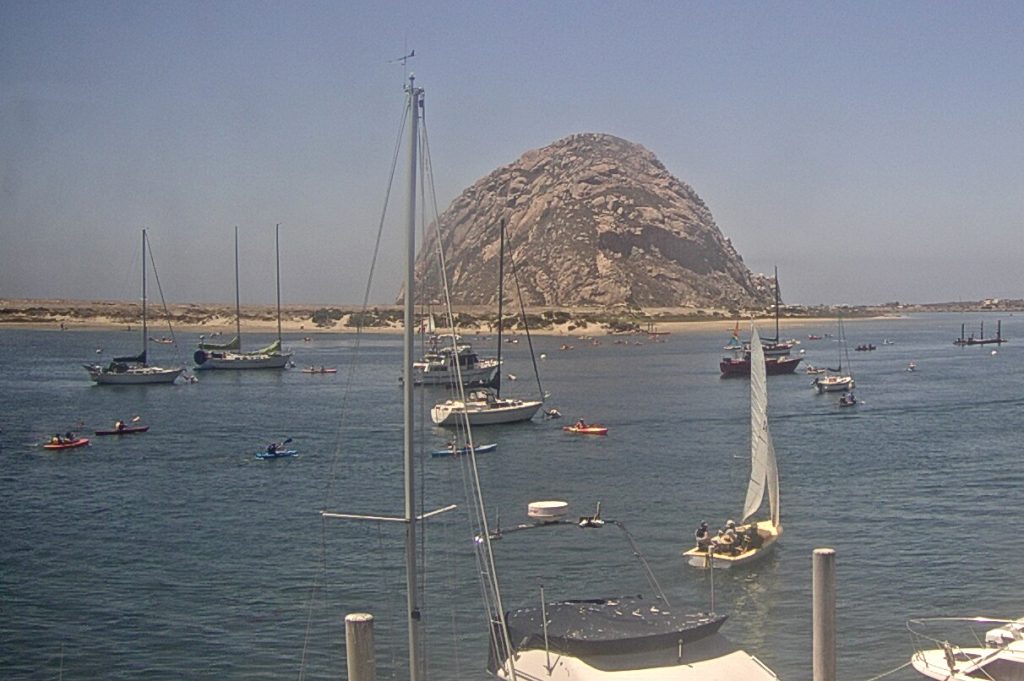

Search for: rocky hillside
xmin=412 ymin=133 xmax=774 ymax=309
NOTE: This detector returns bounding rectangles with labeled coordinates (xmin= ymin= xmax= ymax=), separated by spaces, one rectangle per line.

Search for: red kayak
xmin=563 ymin=424 xmax=609 ymax=435
xmin=43 ymin=437 xmax=90 ymax=450
xmin=94 ymin=425 xmax=150 ymax=436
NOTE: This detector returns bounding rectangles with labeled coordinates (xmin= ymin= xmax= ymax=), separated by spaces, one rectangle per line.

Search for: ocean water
xmin=1 ymin=313 xmax=1022 ymax=681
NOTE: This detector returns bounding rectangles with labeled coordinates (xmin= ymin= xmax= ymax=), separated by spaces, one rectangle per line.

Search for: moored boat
xmin=84 ymin=229 xmax=184 ymax=385
xmin=909 ymin=616 xmax=1024 ymax=681
xmin=194 ymin=225 xmax=293 ymax=371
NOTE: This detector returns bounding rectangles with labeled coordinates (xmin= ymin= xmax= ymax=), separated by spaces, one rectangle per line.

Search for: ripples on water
xmin=1 ymin=314 xmax=1022 ymax=680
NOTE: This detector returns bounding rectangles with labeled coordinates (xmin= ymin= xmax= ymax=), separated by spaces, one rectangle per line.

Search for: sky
xmin=2 ymin=1 xmax=1022 ymax=307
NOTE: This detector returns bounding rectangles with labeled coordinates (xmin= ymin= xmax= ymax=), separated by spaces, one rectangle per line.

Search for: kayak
xmin=302 ymin=367 xmax=337 ymax=374
xmin=94 ymin=425 xmax=150 ymax=436
xmin=430 ymin=442 xmax=497 ymax=458
xmin=563 ymin=424 xmax=609 ymax=435
xmin=255 ymin=449 xmax=298 ymax=460
xmin=43 ymin=437 xmax=90 ymax=450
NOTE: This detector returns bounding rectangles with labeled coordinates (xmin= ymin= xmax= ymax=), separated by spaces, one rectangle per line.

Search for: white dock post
xmin=812 ymin=548 xmax=836 ymax=681
xmin=345 ymin=612 xmax=377 ymax=681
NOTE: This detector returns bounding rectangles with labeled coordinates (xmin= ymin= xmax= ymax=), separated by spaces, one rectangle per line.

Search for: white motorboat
xmin=84 ymin=229 xmax=184 ymax=385
xmin=909 ymin=616 xmax=1024 ymax=680
xmin=405 ymin=333 xmax=499 ymax=387
xmin=684 ymin=326 xmax=782 ymax=569
xmin=431 ymin=388 xmax=542 ymax=426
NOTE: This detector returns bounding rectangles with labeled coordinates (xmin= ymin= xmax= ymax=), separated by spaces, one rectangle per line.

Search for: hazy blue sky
xmin=2 ymin=1 xmax=1022 ymax=306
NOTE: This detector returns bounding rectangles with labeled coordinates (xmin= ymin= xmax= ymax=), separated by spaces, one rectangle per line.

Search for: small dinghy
xmin=430 ymin=442 xmax=497 ymax=458
xmin=563 ymin=422 xmax=608 ymax=435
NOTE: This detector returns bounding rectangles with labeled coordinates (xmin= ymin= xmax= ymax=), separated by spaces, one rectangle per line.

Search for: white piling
xmin=345 ymin=612 xmax=376 ymax=681
xmin=812 ymin=548 xmax=836 ymax=681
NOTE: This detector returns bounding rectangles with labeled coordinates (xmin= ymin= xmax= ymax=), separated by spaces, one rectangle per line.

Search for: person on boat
xmin=266 ymin=442 xmax=278 ymax=455
xmin=575 ymin=418 xmax=587 ymax=429
xmin=51 ymin=434 xmax=62 ymax=445
xmin=694 ymin=521 xmax=711 ymax=550
xmin=64 ymin=431 xmax=74 ymax=442
xmin=114 ymin=420 xmax=125 ymax=433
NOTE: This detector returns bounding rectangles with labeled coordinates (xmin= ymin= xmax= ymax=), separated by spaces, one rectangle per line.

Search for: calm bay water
xmin=2 ymin=313 xmax=1022 ymax=680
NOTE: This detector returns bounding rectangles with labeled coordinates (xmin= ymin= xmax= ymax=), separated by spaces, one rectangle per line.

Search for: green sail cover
xmin=198 ymin=336 xmax=241 ymax=351
xmin=254 ymin=339 xmax=282 ymax=355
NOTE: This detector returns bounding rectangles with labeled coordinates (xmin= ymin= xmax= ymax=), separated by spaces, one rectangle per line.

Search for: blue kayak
xmin=255 ymin=449 xmax=298 ymax=460
xmin=430 ymin=442 xmax=497 ymax=458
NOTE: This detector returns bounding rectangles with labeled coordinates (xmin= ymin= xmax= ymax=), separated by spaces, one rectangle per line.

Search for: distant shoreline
xmin=0 ymin=297 xmax=1017 ymax=337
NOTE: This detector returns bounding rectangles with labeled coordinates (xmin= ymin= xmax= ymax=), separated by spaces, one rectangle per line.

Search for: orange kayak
xmin=563 ymin=424 xmax=608 ymax=435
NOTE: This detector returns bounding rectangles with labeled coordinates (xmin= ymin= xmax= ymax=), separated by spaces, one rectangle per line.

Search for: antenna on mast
xmin=390 ymin=48 xmax=416 ymax=81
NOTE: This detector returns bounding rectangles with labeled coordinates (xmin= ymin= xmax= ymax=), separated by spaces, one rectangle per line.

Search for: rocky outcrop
xmin=412 ymin=133 xmax=773 ymax=309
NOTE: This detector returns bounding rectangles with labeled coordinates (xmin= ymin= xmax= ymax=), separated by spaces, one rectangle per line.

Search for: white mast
xmin=403 ymin=74 xmax=423 ymax=681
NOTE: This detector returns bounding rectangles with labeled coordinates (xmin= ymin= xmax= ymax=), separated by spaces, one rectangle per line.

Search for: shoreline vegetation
xmin=1 ymin=297 xmax=1021 ymax=337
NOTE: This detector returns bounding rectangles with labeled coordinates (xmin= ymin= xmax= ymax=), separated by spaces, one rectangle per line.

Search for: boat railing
xmin=906 ymin=616 xmax=1023 ymax=659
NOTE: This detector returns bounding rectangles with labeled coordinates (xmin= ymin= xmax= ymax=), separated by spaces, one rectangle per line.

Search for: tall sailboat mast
xmin=275 ymin=223 xmax=282 ymax=344
xmin=141 ymin=229 xmax=148 ymax=365
xmin=495 ymin=219 xmax=506 ymax=397
xmin=233 ymin=226 xmax=241 ymax=347
xmin=402 ymin=74 xmax=423 ymax=681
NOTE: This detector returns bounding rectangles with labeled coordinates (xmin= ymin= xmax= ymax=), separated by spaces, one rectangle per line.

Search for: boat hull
xmin=94 ymin=426 xmax=150 ymax=436
xmin=85 ymin=365 xmax=183 ymax=384
xmin=194 ymin=351 xmax=292 ymax=370
xmin=720 ymin=355 xmax=802 ymax=377
xmin=683 ymin=520 xmax=782 ymax=569
xmin=431 ymin=399 xmax=542 ymax=426
xmin=563 ymin=425 xmax=609 ymax=435
xmin=406 ymin=361 xmax=499 ymax=387
xmin=490 ymin=597 xmax=777 ymax=680
xmin=813 ymin=375 xmax=854 ymax=393
xmin=255 ymin=449 xmax=298 ymax=459
xmin=43 ymin=438 xmax=90 ymax=450
xmin=430 ymin=442 xmax=497 ymax=458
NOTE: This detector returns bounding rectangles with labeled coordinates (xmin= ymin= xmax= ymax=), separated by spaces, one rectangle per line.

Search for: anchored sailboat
xmin=685 ymin=326 xmax=782 ymax=569
xmin=430 ymin=220 xmax=543 ymax=426
xmin=193 ymin=225 xmax=292 ymax=370
xmin=84 ymin=229 xmax=184 ymax=385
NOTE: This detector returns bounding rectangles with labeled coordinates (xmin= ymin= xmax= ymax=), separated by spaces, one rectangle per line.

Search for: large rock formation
xmin=412 ymin=133 xmax=773 ymax=309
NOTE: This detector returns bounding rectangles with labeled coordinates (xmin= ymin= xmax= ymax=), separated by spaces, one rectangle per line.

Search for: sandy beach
xmin=0 ymin=297 xmax=898 ymax=337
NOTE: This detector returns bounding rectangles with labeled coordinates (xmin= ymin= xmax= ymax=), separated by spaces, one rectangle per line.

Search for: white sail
xmin=742 ymin=327 xmax=776 ymax=524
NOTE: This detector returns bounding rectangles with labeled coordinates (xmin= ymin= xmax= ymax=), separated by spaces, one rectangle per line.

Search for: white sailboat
xmin=84 ymin=229 xmax=184 ymax=385
xmin=193 ymin=225 xmax=292 ymax=370
xmin=813 ymin=316 xmax=855 ymax=394
xmin=430 ymin=219 xmax=542 ymax=426
xmin=684 ymin=326 xmax=782 ymax=569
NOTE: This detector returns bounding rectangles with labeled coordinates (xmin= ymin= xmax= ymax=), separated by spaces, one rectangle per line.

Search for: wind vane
xmin=390 ymin=49 xmax=415 ymax=66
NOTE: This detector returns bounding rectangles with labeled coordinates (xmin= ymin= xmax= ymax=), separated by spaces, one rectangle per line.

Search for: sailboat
xmin=685 ymin=326 xmax=782 ymax=569
xmin=813 ymin=315 xmax=855 ymax=394
xmin=719 ymin=268 xmax=802 ymax=377
xmin=430 ymin=220 xmax=543 ymax=426
xmin=193 ymin=225 xmax=292 ymax=370
xmin=84 ymin=229 xmax=184 ymax=385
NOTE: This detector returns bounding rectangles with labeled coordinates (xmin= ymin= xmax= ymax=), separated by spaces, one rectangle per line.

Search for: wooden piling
xmin=812 ymin=548 xmax=836 ymax=681
xmin=345 ymin=612 xmax=376 ymax=681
